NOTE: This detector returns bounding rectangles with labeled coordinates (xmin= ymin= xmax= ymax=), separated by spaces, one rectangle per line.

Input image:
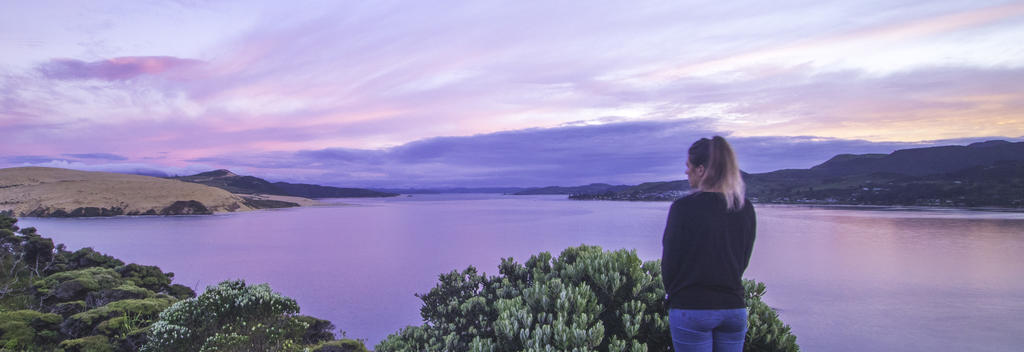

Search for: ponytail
xmin=688 ymin=136 xmax=746 ymax=211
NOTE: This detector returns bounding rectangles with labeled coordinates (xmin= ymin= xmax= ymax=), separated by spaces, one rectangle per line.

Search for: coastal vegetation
xmin=376 ymin=245 xmax=798 ymax=352
xmin=2 ymin=212 xmax=798 ymax=351
xmin=141 ymin=280 xmax=357 ymax=352
xmin=0 ymin=213 xmax=366 ymax=352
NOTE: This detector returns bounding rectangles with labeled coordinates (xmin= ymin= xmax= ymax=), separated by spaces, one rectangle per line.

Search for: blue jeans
xmin=669 ymin=308 xmax=747 ymax=352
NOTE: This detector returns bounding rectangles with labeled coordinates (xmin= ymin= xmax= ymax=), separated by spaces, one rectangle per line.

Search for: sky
xmin=1 ymin=0 xmax=1023 ymax=187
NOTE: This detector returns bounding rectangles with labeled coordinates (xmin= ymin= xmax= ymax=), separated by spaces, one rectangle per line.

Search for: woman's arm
xmin=661 ymin=201 xmax=685 ymax=298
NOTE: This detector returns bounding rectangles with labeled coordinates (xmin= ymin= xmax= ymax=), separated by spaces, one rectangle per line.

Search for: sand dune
xmin=0 ymin=167 xmax=257 ymax=217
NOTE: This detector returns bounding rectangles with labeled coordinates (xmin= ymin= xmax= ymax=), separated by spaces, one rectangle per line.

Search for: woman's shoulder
xmin=672 ymin=191 xmax=713 ymax=208
xmin=741 ymin=198 xmax=756 ymax=213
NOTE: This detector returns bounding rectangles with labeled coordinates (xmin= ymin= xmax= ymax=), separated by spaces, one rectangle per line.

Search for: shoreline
xmin=564 ymin=196 xmax=1024 ymax=213
xmin=237 ymin=193 xmax=323 ymax=207
xmin=6 ymin=194 xmax=364 ymax=219
xmin=753 ymin=202 xmax=1024 ymax=212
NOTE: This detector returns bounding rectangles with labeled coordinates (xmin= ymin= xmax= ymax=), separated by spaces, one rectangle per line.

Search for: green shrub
xmin=744 ymin=281 xmax=799 ymax=352
xmin=95 ymin=310 xmax=151 ymax=339
xmin=63 ymin=297 xmax=175 ymax=338
xmin=313 ymin=339 xmax=370 ymax=352
xmin=142 ymin=280 xmax=311 ymax=352
xmin=34 ymin=267 xmax=122 ymax=301
xmin=0 ymin=310 xmax=63 ymax=350
xmin=167 ymin=284 xmax=197 ymax=300
xmin=0 ymin=213 xmax=18 ymax=232
xmin=59 ymin=247 xmax=125 ymax=272
xmin=118 ymin=264 xmax=173 ymax=293
xmin=58 ymin=335 xmax=115 ymax=352
xmin=376 ymin=245 xmax=799 ymax=352
xmin=294 ymin=315 xmax=338 ymax=344
xmin=0 ymin=214 xmax=199 ymax=351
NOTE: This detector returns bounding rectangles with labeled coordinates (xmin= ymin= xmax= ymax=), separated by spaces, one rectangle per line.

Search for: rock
xmin=20 ymin=206 xmax=124 ymax=217
xmin=118 ymin=328 xmax=149 ymax=352
xmin=54 ymin=280 xmax=90 ymax=301
xmin=53 ymin=300 xmax=87 ymax=318
xmin=86 ymin=288 xmax=151 ymax=308
xmin=67 ymin=207 xmax=124 ymax=217
xmin=160 ymin=200 xmax=210 ymax=215
xmin=242 ymin=198 xmax=301 ymax=209
xmin=60 ymin=315 xmax=94 ymax=338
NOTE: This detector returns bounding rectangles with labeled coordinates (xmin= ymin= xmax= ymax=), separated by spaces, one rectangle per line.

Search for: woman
xmin=662 ymin=136 xmax=756 ymax=352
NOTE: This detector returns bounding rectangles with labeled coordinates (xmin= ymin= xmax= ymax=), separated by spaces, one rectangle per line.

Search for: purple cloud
xmin=0 ymin=157 xmax=204 ymax=178
xmin=36 ymin=56 xmax=201 ymax=81
xmin=3 ymin=155 xmax=65 ymax=164
xmin=2 ymin=1 xmax=1022 ymax=187
xmin=183 ymin=119 xmax=1021 ymax=188
xmin=63 ymin=153 xmax=128 ymax=161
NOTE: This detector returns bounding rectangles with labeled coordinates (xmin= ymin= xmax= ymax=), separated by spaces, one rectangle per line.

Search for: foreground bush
xmin=743 ymin=281 xmax=799 ymax=352
xmin=2 ymin=214 xmax=359 ymax=352
xmin=1 ymin=213 xmax=197 ymax=351
xmin=376 ymin=245 xmax=799 ymax=352
xmin=311 ymin=339 xmax=371 ymax=352
xmin=0 ymin=309 xmax=62 ymax=350
xmin=142 ymin=280 xmax=354 ymax=352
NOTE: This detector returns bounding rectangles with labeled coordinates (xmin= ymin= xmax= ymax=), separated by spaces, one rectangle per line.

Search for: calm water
xmin=18 ymin=194 xmax=1024 ymax=351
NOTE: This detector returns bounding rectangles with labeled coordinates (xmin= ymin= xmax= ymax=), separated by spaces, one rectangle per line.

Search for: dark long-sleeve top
xmin=661 ymin=191 xmax=756 ymax=309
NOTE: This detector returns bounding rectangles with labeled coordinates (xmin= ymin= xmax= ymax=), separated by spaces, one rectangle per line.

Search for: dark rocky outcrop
xmin=27 ymin=201 xmax=217 ymax=217
xmin=159 ymin=200 xmax=210 ymax=215
xmin=26 ymin=207 xmax=126 ymax=217
xmin=53 ymin=280 xmax=91 ymax=301
xmin=242 ymin=198 xmax=300 ymax=209
xmin=52 ymin=301 xmax=87 ymax=318
xmin=85 ymin=288 xmax=151 ymax=309
xmin=119 ymin=329 xmax=150 ymax=352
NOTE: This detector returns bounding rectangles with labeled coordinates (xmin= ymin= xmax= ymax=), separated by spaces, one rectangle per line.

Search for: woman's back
xmin=661 ymin=191 xmax=756 ymax=309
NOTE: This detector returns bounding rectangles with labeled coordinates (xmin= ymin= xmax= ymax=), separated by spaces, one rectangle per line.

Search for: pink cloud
xmin=36 ymin=56 xmax=202 ymax=81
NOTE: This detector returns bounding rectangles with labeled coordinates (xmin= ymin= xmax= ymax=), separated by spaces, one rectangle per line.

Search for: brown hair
xmin=688 ymin=136 xmax=745 ymax=211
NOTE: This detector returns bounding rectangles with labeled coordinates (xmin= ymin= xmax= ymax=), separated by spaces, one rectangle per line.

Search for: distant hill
xmin=514 ymin=183 xmax=630 ymax=195
xmin=171 ymin=170 xmax=399 ymax=198
xmin=570 ymin=140 xmax=1024 ymax=208
xmin=744 ymin=140 xmax=1024 ymax=207
xmin=569 ymin=181 xmax=690 ymax=201
xmin=0 ymin=167 xmax=256 ymax=217
xmin=806 ymin=140 xmax=1024 ymax=177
